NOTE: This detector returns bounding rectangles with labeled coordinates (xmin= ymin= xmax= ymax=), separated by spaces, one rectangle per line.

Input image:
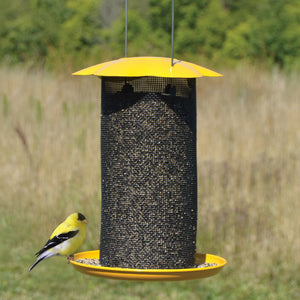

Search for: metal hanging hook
xmin=171 ymin=0 xmax=175 ymax=66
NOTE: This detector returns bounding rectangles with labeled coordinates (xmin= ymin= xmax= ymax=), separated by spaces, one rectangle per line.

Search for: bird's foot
xmin=67 ymin=255 xmax=74 ymax=264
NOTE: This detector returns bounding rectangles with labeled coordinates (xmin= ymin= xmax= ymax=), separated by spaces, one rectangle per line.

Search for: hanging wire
xmin=125 ymin=0 xmax=128 ymax=57
xmin=171 ymin=0 xmax=175 ymax=66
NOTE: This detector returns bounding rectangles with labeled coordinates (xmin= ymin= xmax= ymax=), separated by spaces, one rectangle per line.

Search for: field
xmin=0 ymin=65 xmax=299 ymax=299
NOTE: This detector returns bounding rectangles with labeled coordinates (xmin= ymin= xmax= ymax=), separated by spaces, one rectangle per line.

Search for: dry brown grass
xmin=196 ymin=65 xmax=300 ymax=279
xmin=0 ymin=65 xmax=299 ymax=298
xmin=0 ymin=67 xmax=101 ymax=246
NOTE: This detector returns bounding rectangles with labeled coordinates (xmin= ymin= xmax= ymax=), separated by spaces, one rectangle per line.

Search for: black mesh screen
xmin=100 ymin=76 xmax=197 ymax=269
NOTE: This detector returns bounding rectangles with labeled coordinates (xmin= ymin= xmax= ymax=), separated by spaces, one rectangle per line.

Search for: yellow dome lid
xmin=73 ymin=56 xmax=222 ymax=78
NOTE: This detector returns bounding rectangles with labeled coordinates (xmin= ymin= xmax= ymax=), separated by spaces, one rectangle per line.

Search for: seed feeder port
xmin=69 ymin=56 xmax=226 ymax=281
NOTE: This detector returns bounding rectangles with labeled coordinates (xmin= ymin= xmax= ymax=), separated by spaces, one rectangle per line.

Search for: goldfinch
xmin=29 ymin=212 xmax=87 ymax=271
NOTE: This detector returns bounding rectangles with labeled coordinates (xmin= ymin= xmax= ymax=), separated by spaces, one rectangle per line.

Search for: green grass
xmin=0 ymin=65 xmax=299 ymax=299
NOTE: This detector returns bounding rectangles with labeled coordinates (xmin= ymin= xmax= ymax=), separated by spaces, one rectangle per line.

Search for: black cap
xmin=77 ymin=213 xmax=86 ymax=221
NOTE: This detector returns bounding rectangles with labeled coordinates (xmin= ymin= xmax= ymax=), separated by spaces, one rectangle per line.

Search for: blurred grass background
xmin=0 ymin=65 xmax=299 ymax=299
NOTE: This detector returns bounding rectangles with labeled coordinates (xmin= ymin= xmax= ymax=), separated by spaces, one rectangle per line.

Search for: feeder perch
xmin=70 ymin=56 xmax=226 ymax=280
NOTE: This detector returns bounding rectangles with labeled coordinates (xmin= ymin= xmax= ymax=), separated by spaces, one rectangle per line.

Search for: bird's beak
xmin=83 ymin=219 xmax=88 ymax=224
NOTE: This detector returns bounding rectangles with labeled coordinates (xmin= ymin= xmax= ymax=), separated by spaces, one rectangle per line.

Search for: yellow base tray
xmin=70 ymin=250 xmax=226 ymax=281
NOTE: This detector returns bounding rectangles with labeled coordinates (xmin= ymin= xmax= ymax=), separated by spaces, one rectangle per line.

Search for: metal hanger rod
xmin=125 ymin=0 xmax=128 ymax=57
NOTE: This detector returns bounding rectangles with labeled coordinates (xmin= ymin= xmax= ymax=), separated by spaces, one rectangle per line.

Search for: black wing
xmin=35 ymin=230 xmax=79 ymax=257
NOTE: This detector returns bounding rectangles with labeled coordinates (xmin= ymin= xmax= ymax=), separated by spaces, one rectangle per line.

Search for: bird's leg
xmin=67 ymin=255 xmax=74 ymax=263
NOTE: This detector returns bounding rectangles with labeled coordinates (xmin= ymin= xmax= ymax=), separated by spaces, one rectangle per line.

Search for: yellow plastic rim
xmin=72 ymin=57 xmax=222 ymax=78
xmin=70 ymin=250 xmax=227 ymax=281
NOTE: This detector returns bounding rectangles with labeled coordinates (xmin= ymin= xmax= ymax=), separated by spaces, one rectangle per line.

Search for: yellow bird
xmin=29 ymin=213 xmax=87 ymax=271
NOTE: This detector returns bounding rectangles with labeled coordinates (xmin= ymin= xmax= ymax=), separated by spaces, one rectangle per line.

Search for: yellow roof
xmin=73 ymin=56 xmax=222 ymax=78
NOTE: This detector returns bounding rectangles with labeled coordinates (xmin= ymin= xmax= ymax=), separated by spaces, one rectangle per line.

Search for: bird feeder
xmin=70 ymin=1 xmax=226 ymax=281
xmin=70 ymin=57 xmax=226 ymax=280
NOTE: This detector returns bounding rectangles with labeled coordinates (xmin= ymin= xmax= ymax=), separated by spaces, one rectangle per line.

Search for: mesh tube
xmin=100 ymin=77 xmax=197 ymax=269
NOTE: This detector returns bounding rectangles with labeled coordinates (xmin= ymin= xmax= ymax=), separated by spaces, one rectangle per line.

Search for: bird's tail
xmin=29 ymin=250 xmax=56 ymax=272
